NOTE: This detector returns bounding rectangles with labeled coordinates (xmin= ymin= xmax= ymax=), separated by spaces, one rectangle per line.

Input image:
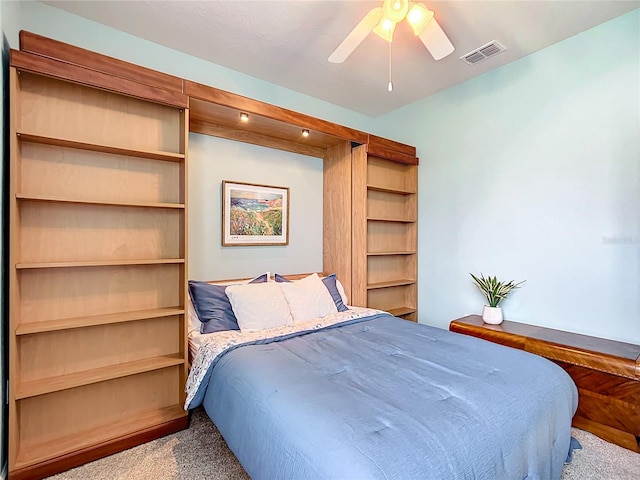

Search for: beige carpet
xmin=48 ymin=407 xmax=639 ymax=480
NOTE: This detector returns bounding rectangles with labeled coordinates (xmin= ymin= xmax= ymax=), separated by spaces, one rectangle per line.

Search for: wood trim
xmin=185 ymin=79 xmax=368 ymax=144
xmin=350 ymin=145 xmax=368 ymax=307
xmin=366 ymin=143 xmax=419 ymax=165
xmin=368 ymin=134 xmax=416 ymax=157
xmin=19 ymin=30 xmax=183 ymax=93
xmin=11 ymin=50 xmax=187 ymax=108
xmin=526 ymin=338 xmax=638 ymax=380
xmin=8 ymin=415 xmax=189 ymax=480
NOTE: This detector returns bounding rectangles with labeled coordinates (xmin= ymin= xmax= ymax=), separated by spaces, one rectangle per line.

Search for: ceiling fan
xmin=328 ymin=0 xmax=454 ymax=63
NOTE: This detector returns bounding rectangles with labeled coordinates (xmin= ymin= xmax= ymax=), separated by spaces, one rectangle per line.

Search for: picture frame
xmin=222 ymin=180 xmax=290 ymax=246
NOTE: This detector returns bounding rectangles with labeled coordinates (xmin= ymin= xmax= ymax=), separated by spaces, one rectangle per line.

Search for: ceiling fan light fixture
xmin=407 ymin=3 xmax=434 ymax=35
xmin=382 ymin=0 xmax=410 ymax=23
xmin=373 ymin=17 xmax=397 ymax=42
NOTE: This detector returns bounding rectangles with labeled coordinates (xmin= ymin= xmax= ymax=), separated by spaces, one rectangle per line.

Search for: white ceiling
xmin=43 ymin=1 xmax=639 ymax=117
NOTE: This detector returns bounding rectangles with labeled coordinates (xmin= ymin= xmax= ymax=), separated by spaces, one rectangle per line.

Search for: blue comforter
xmin=194 ymin=313 xmax=578 ymax=480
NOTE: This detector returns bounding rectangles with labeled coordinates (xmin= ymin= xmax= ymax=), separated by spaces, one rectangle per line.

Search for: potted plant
xmin=470 ymin=273 xmax=525 ymax=325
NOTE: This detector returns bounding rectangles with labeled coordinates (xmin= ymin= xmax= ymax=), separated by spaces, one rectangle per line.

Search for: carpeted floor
xmin=48 ymin=407 xmax=639 ymax=480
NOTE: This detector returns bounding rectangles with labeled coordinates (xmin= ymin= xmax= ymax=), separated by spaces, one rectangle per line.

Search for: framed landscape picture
xmin=222 ymin=180 xmax=290 ymax=246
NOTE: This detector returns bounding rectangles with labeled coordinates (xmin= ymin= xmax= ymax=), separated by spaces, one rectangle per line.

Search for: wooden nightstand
xmin=450 ymin=315 xmax=640 ymax=453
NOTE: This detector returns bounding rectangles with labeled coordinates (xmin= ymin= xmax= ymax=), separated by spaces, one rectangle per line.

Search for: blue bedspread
xmin=195 ymin=313 xmax=578 ymax=480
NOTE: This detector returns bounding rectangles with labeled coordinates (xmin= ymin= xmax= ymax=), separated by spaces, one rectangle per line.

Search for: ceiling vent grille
xmin=460 ymin=41 xmax=506 ymax=65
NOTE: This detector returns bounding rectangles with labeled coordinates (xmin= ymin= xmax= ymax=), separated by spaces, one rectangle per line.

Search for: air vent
xmin=460 ymin=41 xmax=506 ymax=65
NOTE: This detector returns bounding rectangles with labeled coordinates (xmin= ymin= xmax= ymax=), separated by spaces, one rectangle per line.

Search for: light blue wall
xmin=188 ymin=134 xmax=323 ymax=280
xmin=373 ymin=10 xmax=640 ymax=344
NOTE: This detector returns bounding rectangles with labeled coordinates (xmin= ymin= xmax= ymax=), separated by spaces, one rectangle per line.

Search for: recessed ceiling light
xmin=302 ymin=129 xmax=310 ymax=137
xmin=240 ymin=112 xmax=249 ymax=122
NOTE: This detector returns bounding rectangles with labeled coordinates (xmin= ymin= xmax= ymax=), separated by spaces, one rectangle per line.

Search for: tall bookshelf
xmin=9 ymin=61 xmax=189 ymax=478
xmin=352 ymin=144 xmax=418 ymax=321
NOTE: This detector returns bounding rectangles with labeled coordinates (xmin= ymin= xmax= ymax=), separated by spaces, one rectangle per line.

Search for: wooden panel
xmin=573 ymin=416 xmax=640 ymax=453
xmin=322 ymin=141 xmax=353 ymax=300
xmin=368 ymin=134 xmax=416 ymax=156
xmin=10 ymin=412 xmax=188 ymax=480
xmin=575 ymin=390 xmax=640 ymax=435
xmin=19 ymin=141 xmax=182 ymax=204
xmin=19 ymin=202 xmax=182 ymax=263
xmin=17 ymin=72 xmax=183 ymax=153
xmin=11 ymin=50 xmax=186 ymax=108
xmin=9 ymin=68 xmax=23 ymax=470
xmin=17 ymin=370 xmax=181 ymax=467
xmin=16 ymin=133 xmax=185 ymax=162
xmin=367 ymin=157 xmax=417 ymax=193
xmin=18 ymin=264 xmax=181 ymax=323
xmin=186 ymin=81 xmax=368 ymax=144
xmin=368 ymin=284 xmax=416 ymax=313
xmin=367 ymin=255 xmax=416 ymax=285
xmin=16 ymin=307 xmax=185 ymax=335
xmin=367 ymin=222 xmax=417 ymax=253
xmin=191 ymin=118 xmax=326 ymax=158
xmin=559 ymin=361 xmax=640 ymax=404
xmin=366 ymin=143 xmax=419 ymax=165
xmin=527 ymin=338 xmax=638 ymax=380
xmin=367 ymin=190 xmax=416 ymax=221
xmin=351 ymin=145 xmax=368 ymax=307
xmin=18 ymin=317 xmax=181 ymax=382
xmin=449 ymin=317 xmax=530 ymax=350
xmin=19 ymin=30 xmax=183 ymax=93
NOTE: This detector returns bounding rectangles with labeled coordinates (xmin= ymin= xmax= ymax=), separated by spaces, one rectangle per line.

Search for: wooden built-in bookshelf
xmin=351 ymin=144 xmax=419 ymax=321
xmin=9 ymin=58 xmax=189 ymax=479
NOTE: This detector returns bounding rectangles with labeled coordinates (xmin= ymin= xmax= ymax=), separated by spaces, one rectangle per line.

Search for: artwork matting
xmin=222 ymin=180 xmax=290 ymax=246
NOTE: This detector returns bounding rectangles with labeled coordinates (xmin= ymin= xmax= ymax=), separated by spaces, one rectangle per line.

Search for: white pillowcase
xmin=335 ymin=279 xmax=349 ymax=306
xmin=279 ymin=273 xmax=338 ymax=322
xmin=226 ymin=282 xmax=293 ymax=332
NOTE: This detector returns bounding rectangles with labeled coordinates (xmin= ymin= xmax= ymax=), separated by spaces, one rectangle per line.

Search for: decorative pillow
xmin=225 ymin=282 xmax=293 ymax=332
xmin=321 ymin=274 xmax=349 ymax=312
xmin=188 ymin=273 xmax=268 ymax=334
xmin=278 ymin=273 xmax=339 ymax=322
xmin=275 ymin=273 xmax=349 ymax=312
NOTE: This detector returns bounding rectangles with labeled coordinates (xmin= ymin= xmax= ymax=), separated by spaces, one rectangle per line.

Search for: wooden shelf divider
xmin=367 ymin=279 xmax=416 ymax=290
xmin=16 ymin=259 xmax=185 ymax=270
xmin=16 ymin=307 xmax=185 ymax=335
xmin=16 ymin=193 xmax=185 ymax=209
xmin=15 ymin=354 xmax=185 ymax=400
xmin=17 ymin=131 xmax=185 ymax=162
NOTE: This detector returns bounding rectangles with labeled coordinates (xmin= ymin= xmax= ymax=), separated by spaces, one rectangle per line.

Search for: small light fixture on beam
xmin=302 ymin=129 xmax=310 ymax=137
xmin=240 ymin=112 xmax=249 ymax=122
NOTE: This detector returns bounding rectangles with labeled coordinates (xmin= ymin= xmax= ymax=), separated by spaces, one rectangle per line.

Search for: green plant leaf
xmin=470 ymin=273 xmax=525 ymax=307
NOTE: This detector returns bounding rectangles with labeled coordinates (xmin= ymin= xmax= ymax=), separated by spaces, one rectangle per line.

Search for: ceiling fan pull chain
xmin=388 ymin=41 xmax=393 ymax=92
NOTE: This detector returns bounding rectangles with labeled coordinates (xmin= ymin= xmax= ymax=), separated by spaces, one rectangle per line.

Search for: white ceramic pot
xmin=482 ymin=305 xmax=503 ymax=325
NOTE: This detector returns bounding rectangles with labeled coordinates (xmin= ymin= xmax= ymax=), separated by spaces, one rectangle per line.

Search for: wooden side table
xmin=450 ymin=315 xmax=640 ymax=453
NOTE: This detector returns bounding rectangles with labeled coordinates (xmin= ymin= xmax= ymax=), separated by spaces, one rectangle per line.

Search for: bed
xmin=185 ymin=273 xmax=578 ymax=480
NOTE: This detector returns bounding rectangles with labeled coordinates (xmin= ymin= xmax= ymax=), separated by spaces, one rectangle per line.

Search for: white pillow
xmin=187 ymin=296 xmax=201 ymax=337
xmin=335 ymin=278 xmax=349 ymax=306
xmin=279 ymin=273 xmax=338 ymax=322
xmin=226 ymin=282 xmax=293 ymax=332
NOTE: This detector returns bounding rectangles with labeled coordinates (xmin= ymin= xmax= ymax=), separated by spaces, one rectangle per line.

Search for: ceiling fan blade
xmin=417 ymin=17 xmax=454 ymax=60
xmin=328 ymin=7 xmax=382 ymax=64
